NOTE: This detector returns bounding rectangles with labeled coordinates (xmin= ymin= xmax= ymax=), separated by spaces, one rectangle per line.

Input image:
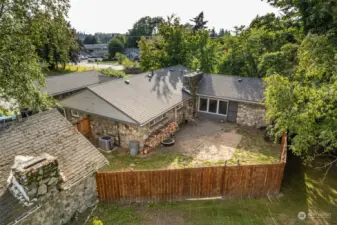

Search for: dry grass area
xmin=44 ymin=64 xmax=95 ymax=76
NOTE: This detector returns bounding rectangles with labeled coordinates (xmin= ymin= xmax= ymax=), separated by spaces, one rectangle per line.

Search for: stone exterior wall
xmin=18 ymin=173 xmax=97 ymax=225
xmin=236 ymin=103 xmax=266 ymax=128
xmin=68 ymin=99 xmax=194 ymax=150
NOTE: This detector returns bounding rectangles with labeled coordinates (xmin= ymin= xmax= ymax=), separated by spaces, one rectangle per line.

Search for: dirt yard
xmin=162 ymin=119 xmax=242 ymax=162
xmin=101 ymin=119 xmax=281 ymax=171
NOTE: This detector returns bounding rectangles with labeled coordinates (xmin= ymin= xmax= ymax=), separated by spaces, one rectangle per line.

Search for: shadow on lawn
xmin=281 ymin=150 xmax=337 ymax=224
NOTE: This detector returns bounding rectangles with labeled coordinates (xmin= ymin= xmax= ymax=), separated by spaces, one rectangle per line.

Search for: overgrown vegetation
xmin=99 ymin=68 xmax=126 ymax=78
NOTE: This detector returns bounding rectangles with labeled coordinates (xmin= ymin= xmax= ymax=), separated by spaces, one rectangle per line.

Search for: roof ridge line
xmin=86 ymin=88 xmax=140 ymax=124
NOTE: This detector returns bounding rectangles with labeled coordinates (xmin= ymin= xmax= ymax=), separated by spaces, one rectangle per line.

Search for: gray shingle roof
xmin=45 ymin=70 xmax=116 ymax=96
xmin=61 ymin=66 xmax=190 ymax=125
xmin=0 ymin=109 xmax=107 ymax=224
xmin=197 ymin=74 xmax=264 ymax=103
xmin=61 ymin=89 xmax=137 ymax=125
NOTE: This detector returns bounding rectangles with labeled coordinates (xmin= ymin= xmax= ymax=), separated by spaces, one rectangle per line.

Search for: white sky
xmin=69 ymin=0 xmax=280 ymax=34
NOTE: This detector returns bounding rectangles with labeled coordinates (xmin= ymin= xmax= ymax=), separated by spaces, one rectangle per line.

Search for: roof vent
xmin=237 ymin=78 xmax=243 ymax=82
xmin=125 ymin=80 xmax=130 ymax=84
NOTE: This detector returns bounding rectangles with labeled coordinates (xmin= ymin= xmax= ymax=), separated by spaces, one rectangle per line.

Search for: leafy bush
xmin=100 ymin=68 xmax=126 ymax=78
xmin=88 ymin=59 xmax=94 ymax=63
xmin=121 ymin=58 xmax=134 ymax=69
xmin=115 ymin=53 xmax=127 ymax=64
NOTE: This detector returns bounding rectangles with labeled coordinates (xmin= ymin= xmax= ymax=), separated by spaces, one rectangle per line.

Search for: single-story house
xmin=83 ymin=44 xmax=108 ymax=58
xmin=0 ymin=109 xmax=107 ymax=225
xmin=60 ymin=65 xmax=266 ymax=152
xmin=44 ymin=70 xmax=116 ymax=100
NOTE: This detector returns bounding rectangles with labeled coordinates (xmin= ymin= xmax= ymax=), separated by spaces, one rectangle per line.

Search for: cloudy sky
xmin=69 ymin=0 xmax=280 ymax=34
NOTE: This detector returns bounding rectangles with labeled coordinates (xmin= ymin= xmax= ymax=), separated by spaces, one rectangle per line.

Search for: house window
xmin=71 ymin=110 xmax=79 ymax=117
xmin=198 ymin=97 xmax=228 ymax=116
xmin=208 ymin=99 xmax=217 ymax=113
xmin=218 ymin=101 xmax=228 ymax=115
xmin=199 ymin=98 xmax=208 ymax=111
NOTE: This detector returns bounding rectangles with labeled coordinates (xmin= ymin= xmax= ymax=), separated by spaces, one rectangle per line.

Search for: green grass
xmin=101 ymin=150 xmax=194 ymax=172
xmin=71 ymin=154 xmax=337 ymax=225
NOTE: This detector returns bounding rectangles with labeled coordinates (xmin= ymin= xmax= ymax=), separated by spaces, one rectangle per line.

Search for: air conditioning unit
xmin=99 ymin=136 xmax=114 ymax=151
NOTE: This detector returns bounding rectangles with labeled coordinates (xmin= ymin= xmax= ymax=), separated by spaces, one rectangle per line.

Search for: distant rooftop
xmin=44 ymin=70 xmax=117 ymax=96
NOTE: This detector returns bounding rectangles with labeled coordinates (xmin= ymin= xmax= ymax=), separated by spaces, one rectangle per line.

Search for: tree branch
xmin=319 ymin=158 xmax=337 ymax=182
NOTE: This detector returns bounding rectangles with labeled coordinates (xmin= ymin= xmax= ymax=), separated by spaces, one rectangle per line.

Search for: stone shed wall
xmin=18 ymin=173 xmax=97 ymax=225
xmin=236 ymin=103 xmax=266 ymax=128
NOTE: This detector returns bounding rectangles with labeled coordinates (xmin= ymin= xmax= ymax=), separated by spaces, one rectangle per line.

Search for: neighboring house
xmin=0 ymin=109 xmax=107 ymax=225
xmin=60 ymin=65 xmax=266 ymax=151
xmin=83 ymin=44 xmax=108 ymax=58
xmin=123 ymin=48 xmax=140 ymax=60
xmin=44 ymin=70 xmax=117 ymax=100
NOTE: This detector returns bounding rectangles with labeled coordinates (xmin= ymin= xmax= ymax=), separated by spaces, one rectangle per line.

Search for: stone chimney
xmin=182 ymin=70 xmax=203 ymax=93
xmin=7 ymin=153 xmax=62 ymax=206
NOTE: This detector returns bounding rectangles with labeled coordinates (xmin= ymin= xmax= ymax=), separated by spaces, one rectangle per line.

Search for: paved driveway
xmin=164 ymin=119 xmax=242 ymax=162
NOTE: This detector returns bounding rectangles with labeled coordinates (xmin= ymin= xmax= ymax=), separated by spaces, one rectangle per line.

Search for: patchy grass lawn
xmin=101 ymin=150 xmax=194 ymax=172
xmin=101 ymin=125 xmax=280 ymax=172
xmin=70 ymin=154 xmax=337 ymax=225
xmin=228 ymin=127 xmax=281 ymax=165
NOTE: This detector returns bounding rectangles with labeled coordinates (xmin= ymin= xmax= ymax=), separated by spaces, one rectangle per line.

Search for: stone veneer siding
xmin=65 ymin=99 xmax=193 ymax=150
xmin=236 ymin=103 xmax=266 ymax=128
xmin=18 ymin=173 xmax=97 ymax=225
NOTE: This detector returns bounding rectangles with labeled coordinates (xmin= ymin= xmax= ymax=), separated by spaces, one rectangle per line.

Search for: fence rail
xmin=96 ymin=133 xmax=288 ymax=203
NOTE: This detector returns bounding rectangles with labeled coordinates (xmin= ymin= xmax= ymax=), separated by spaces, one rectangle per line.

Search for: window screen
xmin=199 ymin=98 xmax=207 ymax=111
xmin=218 ymin=101 xmax=228 ymax=115
xmin=208 ymin=99 xmax=217 ymax=113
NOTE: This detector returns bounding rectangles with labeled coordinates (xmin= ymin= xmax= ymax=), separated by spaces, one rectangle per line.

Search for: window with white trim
xmin=198 ymin=97 xmax=228 ymax=116
xmin=71 ymin=110 xmax=80 ymax=117
xmin=199 ymin=98 xmax=208 ymax=111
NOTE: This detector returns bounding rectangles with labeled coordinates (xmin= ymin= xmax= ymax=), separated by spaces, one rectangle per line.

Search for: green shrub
xmin=100 ymin=68 xmax=126 ymax=78
xmin=121 ymin=58 xmax=134 ymax=69
xmin=115 ymin=53 xmax=127 ymax=64
xmin=88 ymin=59 xmax=94 ymax=63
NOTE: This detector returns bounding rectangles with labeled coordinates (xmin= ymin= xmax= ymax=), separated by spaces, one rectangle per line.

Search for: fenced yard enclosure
xmin=96 ymin=134 xmax=287 ymax=203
